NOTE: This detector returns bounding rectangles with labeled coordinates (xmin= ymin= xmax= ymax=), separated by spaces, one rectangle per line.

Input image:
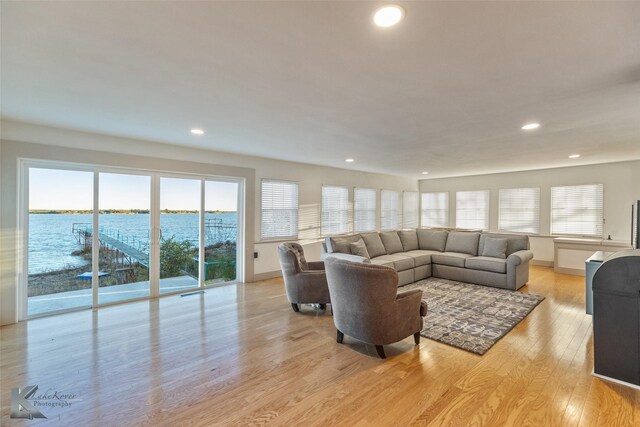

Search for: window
xmin=456 ymin=190 xmax=489 ymax=230
xmin=354 ymin=188 xmax=377 ymax=232
xmin=381 ymin=190 xmax=400 ymax=230
xmin=261 ymin=180 xmax=298 ymax=239
xmin=499 ymin=187 xmax=540 ymax=234
xmin=402 ymin=191 xmax=419 ymax=229
xmin=551 ymin=184 xmax=603 ymax=237
xmin=321 ymin=185 xmax=349 ymax=235
xmin=421 ymin=192 xmax=449 ymax=228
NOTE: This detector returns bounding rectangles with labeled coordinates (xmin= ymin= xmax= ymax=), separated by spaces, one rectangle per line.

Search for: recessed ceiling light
xmin=373 ymin=5 xmax=405 ymax=28
xmin=421 ymin=171 xmax=429 ymax=175
xmin=345 ymin=158 xmax=355 ymax=163
xmin=521 ymin=123 xmax=540 ymax=130
xmin=190 ymin=128 xmax=204 ymax=135
xmin=569 ymin=154 xmax=581 ymax=159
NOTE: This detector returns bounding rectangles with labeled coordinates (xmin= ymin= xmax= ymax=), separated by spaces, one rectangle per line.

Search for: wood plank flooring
xmin=1 ymin=265 xmax=638 ymax=426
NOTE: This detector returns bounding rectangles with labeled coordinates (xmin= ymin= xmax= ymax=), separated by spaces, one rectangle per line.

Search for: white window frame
xmin=421 ymin=192 xmax=449 ymax=228
xmin=498 ymin=187 xmax=541 ymax=234
xmin=321 ymin=185 xmax=349 ymax=236
xmin=353 ymin=187 xmax=377 ymax=232
xmin=455 ymin=190 xmax=490 ymax=230
xmin=402 ymin=191 xmax=419 ymax=229
xmin=381 ymin=190 xmax=401 ymax=231
xmin=551 ymin=184 xmax=604 ymax=237
xmin=261 ymin=179 xmax=299 ymax=240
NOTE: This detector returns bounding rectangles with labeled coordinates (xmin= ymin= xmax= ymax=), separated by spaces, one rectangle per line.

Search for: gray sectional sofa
xmin=322 ymin=229 xmax=534 ymax=290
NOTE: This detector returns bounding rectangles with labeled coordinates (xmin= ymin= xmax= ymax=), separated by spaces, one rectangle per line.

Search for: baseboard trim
xmin=531 ymin=259 xmax=554 ymax=267
xmin=253 ymin=270 xmax=282 ymax=282
xmin=554 ymin=266 xmax=585 ymax=277
xmin=592 ymin=371 xmax=640 ymax=391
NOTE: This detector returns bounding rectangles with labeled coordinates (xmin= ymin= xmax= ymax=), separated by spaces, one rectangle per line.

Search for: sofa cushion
xmin=398 ymin=230 xmax=419 ymax=251
xmin=466 ymin=256 xmax=507 ymax=273
xmin=444 ymin=232 xmax=480 ymax=256
xmin=380 ymin=231 xmax=404 ymax=255
xmin=328 ymin=234 xmax=362 ymax=254
xmin=431 ymin=252 xmax=472 ymax=268
xmin=481 ymin=237 xmax=508 ymax=259
xmin=479 ymin=233 xmax=529 ymax=257
xmin=349 ymin=238 xmax=370 ymax=259
xmin=417 ymin=229 xmax=448 ymax=252
xmin=360 ymin=232 xmax=387 ymax=258
xmin=371 ymin=254 xmax=414 ymax=271
xmin=404 ymin=250 xmax=437 ymax=267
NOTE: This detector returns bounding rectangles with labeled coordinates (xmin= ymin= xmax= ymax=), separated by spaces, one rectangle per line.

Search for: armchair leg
xmin=319 ymin=303 xmax=326 ymax=310
xmin=375 ymin=345 xmax=386 ymax=359
xmin=414 ymin=332 xmax=421 ymax=345
xmin=336 ymin=329 xmax=344 ymax=343
xmin=291 ymin=303 xmax=300 ymax=313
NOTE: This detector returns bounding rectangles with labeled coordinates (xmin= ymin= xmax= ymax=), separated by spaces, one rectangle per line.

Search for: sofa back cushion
xmin=328 ymin=234 xmax=362 ymax=254
xmin=360 ymin=232 xmax=387 ymax=258
xmin=350 ymin=238 xmax=371 ymax=259
xmin=444 ymin=231 xmax=480 ymax=255
xmin=398 ymin=230 xmax=419 ymax=251
xmin=417 ymin=229 xmax=448 ymax=252
xmin=479 ymin=233 xmax=529 ymax=257
xmin=380 ymin=231 xmax=404 ymax=254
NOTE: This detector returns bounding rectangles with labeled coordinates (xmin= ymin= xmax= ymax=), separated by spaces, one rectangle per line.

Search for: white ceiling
xmin=2 ymin=1 xmax=640 ymax=178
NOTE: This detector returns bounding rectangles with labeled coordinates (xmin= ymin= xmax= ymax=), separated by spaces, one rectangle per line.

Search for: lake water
xmin=29 ymin=213 xmax=237 ymax=274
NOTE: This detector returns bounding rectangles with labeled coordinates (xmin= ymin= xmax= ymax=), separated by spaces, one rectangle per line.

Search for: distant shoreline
xmin=29 ymin=210 xmax=237 ymax=214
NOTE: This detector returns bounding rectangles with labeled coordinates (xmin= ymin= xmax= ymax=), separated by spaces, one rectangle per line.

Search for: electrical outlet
xmin=254 ymin=252 xmax=258 ymax=259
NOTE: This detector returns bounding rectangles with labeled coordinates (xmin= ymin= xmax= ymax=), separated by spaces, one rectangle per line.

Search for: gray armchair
xmin=324 ymin=257 xmax=427 ymax=359
xmin=277 ymin=242 xmax=331 ymax=313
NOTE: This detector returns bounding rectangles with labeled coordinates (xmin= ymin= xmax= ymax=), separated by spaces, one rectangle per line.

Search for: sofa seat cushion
xmin=370 ymin=254 xmax=414 ymax=271
xmin=405 ymin=250 xmax=438 ymax=266
xmin=466 ymin=256 xmax=507 ymax=274
xmin=431 ymin=252 xmax=472 ymax=268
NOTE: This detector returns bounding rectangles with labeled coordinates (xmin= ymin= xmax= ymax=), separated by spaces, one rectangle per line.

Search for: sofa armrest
xmin=507 ymin=250 xmax=534 ymax=267
xmin=307 ymin=261 xmax=325 ymax=271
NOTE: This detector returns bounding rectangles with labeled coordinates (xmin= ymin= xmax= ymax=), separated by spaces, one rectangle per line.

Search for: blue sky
xmin=29 ymin=168 xmax=238 ymax=211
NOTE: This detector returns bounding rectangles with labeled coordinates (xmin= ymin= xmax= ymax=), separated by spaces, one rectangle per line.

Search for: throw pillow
xmin=350 ymin=239 xmax=371 ymax=259
xmin=482 ymin=237 xmax=508 ymax=259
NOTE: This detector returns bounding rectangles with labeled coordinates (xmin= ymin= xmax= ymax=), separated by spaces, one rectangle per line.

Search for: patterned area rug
xmin=404 ymin=278 xmax=545 ymax=355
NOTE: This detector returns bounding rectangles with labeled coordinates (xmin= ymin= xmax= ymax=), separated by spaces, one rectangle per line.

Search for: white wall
xmin=419 ymin=161 xmax=640 ymax=262
xmin=0 ymin=119 xmax=416 ymax=325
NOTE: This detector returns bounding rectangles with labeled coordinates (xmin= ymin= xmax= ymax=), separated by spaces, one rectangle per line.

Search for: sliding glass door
xmin=98 ymin=172 xmax=151 ymax=304
xmin=24 ymin=164 xmax=242 ymax=318
xmin=27 ymin=168 xmax=94 ymax=316
xmin=159 ymin=177 xmax=201 ymax=294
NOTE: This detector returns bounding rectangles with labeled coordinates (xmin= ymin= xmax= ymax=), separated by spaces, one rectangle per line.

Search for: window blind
xmin=421 ymin=192 xmax=449 ymax=228
xmin=321 ymin=185 xmax=349 ymax=236
xmin=354 ymin=188 xmax=377 ymax=232
xmin=261 ymin=180 xmax=298 ymax=239
xmin=402 ymin=191 xmax=419 ymax=229
xmin=381 ymin=190 xmax=400 ymax=230
xmin=551 ymin=184 xmax=603 ymax=237
xmin=498 ymin=187 xmax=540 ymax=234
xmin=456 ymin=190 xmax=489 ymax=230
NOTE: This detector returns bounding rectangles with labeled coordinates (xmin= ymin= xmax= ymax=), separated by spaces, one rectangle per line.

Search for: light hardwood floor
xmin=1 ymin=265 xmax=639 ymax=426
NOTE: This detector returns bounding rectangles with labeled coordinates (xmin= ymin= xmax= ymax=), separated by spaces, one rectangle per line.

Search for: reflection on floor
xmin=28 ymin=276 xmax=198 ymax=316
